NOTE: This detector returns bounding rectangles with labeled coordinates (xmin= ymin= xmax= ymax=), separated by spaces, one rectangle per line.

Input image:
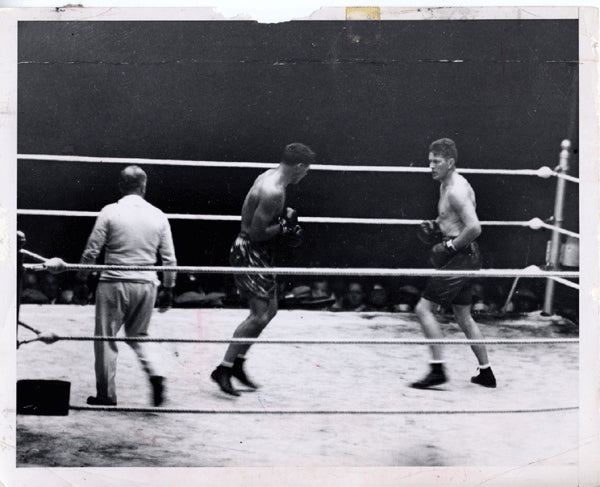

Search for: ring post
xmin=542 ymin=140 xmax=571 ymax=315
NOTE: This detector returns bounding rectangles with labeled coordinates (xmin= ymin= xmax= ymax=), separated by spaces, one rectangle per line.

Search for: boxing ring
xmin=17 ymin=306 xmax=578 ymax=467
xmin=15 ymin=140 xmax=580 ymax=467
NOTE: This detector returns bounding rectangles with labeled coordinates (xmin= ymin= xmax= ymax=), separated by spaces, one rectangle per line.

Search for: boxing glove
xmin=278 ymin=207 xmax=304 ymax=248
xmin=278 ymin=207 xmax=298 ymax=232
xmin=429 ymin=240 xmax=457 ymax=269
xmin=417 ymin=220 xmax=442 ymax=246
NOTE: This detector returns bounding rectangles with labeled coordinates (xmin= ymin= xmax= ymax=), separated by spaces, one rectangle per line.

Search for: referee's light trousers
xmin=94 ymin=281 xmax=159 ymax=403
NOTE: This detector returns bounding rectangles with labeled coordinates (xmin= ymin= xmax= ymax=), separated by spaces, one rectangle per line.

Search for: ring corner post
xmin=542 ymin=140 xmax=572 ymax=316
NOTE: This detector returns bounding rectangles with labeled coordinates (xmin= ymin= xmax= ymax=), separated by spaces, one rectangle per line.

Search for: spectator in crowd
xmin=329 ymin=279 xmax=347 ymax=311
xmin=296 ymin=279 xmax=335 ymax=310
xmin=20 ymin=271 xmax=49 ymax=304
xmin=470 ymin=283 xmax=490 ymax=314
xmin=174 ymin=274 xmax=208 ymax=308
xmin=391 ymin=284 xmax=421 ymax=312
xmin=343 ymin=282 xmax=367 ymax=312
xmin=57 ymin=288 xmax=74 ymax=304
xmin=39 ymin=273 xmax=61 ymax=304
xmin=311 ymin=279 xmax=332 ymax=300
xmin=366 ymin=282 xmax=390 ymax=311
xmin=71 ymin=278 xmax=92 ymax=305
xmin=279 ymin=282 xmax=310 ymax=308
xmin=512 ymin=288 xmax=539 ymax=312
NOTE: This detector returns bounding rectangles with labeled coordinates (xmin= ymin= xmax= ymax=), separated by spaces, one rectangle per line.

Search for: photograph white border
xmin=0 ymin=5 xmax=597 ymax=487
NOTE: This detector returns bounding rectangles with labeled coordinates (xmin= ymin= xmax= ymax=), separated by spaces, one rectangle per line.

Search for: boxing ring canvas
xmin=1 ymin=5 xmax=599 ymax=487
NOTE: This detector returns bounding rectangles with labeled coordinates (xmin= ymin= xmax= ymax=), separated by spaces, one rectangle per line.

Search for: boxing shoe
xmin=87 ymin=396 xmax=117 ymax=406
xmin=470 ymin=366 xmax=496 ymax=388
xmin=231 ymin=357 xmax=259 ymax=389
xmin=410 ymin=363 xmax=448 ymax=389
xmin=211 ymin=365 xmax=240 ymax=397
xmin=150 ymin=375 xmax=165 ymax=406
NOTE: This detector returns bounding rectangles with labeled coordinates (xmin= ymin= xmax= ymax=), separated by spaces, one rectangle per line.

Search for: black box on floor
xmin=17 ymin=379 xmax=71 ymax=416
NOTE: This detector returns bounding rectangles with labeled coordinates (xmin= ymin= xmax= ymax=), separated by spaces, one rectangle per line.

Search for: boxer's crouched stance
xmin=211 ymin=143 xmax=315 ymax=396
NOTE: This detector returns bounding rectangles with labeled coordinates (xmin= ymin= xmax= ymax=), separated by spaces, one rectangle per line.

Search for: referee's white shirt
xmin=80 ymin=194 xmax=177 ymax=287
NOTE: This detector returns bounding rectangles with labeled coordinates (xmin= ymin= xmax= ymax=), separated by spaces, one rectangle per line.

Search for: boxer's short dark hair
xmin=282 ymin=143 xmax=316 ymax=166
xmin=429 ymin=138 xmax=458 ymax=164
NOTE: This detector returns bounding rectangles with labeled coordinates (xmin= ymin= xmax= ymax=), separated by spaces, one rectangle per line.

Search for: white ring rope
xmin=548 ymin=275 xmax=580 ymax=290
xmin=32 ymin=336 xmax=579 ymax=345
xmin=20 ymin=249 xmax=48 ymax=262
xmin=20 ymin=250 xmax=580 ymax=291
xmin=16 ymin=210 xmax=580 ymax=239
xmin=69 ymin=405 xmax=578 ymax=415
xmin=555 ymin=172 xmax=579 ymax=183
xmin=18 ymin=154 xmax=577 ymax=182
xmin=24 ymin=261 xmax=579 ymax=279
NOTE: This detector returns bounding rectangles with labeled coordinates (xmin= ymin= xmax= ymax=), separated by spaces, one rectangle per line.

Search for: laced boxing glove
xmin=279 ymin=207 xmax=298 ymax=229
xmin=417 ymin=220 xmax=442 ymax=246
xmin=278 ymin=207 xmax=304 ymax=248
xmin=429 ymin=239 xmax=458 ymax=269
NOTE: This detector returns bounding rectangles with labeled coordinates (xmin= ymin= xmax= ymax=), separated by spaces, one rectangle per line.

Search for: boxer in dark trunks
xmin=411 ymin=138 xmax=496 ymax=389
xmin=211 ymin=143 xmax=316 ymax=396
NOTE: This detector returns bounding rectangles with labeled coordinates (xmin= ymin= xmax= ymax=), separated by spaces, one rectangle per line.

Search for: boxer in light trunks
xmin=211 ymin=143 xmax=316 ymax=396
xmin=411 ymin=138 xmax=496 ymax=389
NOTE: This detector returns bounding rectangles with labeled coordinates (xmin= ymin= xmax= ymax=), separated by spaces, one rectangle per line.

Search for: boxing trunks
xmin=423 ymin=241 xmax=482 ymax=306
xmin=229 ymin=233 xmax=277 ymax=299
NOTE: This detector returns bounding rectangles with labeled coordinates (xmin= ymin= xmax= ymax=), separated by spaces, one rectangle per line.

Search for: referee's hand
xmin=157 ymin=287 xmax=174 ymax=313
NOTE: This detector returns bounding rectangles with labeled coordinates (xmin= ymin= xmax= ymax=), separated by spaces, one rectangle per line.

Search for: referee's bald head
xmin=119 ymin=165 xmax=147 ymax=196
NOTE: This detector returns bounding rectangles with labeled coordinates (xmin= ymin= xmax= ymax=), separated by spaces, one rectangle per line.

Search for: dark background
xmin=17 ymin=20 xmax=579 ymax=304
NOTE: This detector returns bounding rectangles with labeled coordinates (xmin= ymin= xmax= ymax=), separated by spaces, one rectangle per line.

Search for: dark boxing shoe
xmin=410 ymin=364 xmax=448 ymax=389
xmin=150 ymin=375 xmax=165 ymax=406
xmin=86 ymin=395 xmax=117 ymax=406
xmin=231 ymin=357 xmax=259 ymax=389
xmin=471 ymin=367 xmax=497 ymax=388
xmin=211 ymin=365 xmax=240 ymax=397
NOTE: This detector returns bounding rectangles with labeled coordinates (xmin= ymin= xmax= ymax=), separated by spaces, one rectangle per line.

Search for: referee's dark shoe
xmin=150 ymin=375 xmax=165 ymax=406
xmin=87 ymin=396 xmax=117 ymax=406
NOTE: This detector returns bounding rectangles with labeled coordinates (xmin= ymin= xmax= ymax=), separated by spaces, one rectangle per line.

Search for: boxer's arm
xmin=447 ymin=189 xmax=481 ymax=250
xmin=248 ymin=190 xmax=285 ymax=242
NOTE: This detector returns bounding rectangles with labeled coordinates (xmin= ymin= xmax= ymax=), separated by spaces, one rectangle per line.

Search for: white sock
xmin=221 ymin=360 xmax=234 ymax=368
xmin=478 ymin=363 xmax=491 ymax=369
